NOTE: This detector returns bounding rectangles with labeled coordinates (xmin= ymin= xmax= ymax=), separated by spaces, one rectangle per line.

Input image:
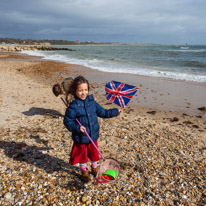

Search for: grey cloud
xmin=0 ymin=0 xmax=206 ymax=44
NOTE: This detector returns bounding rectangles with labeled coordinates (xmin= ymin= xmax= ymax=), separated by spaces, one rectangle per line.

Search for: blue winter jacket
xmin=63 ymin=94 xmax=119 ymax=144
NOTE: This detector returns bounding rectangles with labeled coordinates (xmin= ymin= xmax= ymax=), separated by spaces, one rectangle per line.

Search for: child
xmin=63 ymin=76 xmax=121 ymax=183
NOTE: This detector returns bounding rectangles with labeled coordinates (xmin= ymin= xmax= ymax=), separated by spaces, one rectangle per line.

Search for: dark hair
xmin=69 ymin=76 xmax=90 ymax=97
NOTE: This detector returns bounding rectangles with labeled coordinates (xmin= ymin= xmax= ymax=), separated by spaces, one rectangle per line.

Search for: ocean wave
xmin=94 ymin=66 xmax=206 ymax=83
xmin=167 ymin=49 xmax=206 ymax=53
xmin=108 ymin=58 xmax=122 ymax=62
xmin=180 ymin=47 xmax=189 ymax=49
xmin=20 ymin=50 xmax=206 ymax=83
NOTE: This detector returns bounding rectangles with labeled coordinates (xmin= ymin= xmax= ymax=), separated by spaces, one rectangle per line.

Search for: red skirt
xmin=69 ymin=141 xmax=100 ymax=165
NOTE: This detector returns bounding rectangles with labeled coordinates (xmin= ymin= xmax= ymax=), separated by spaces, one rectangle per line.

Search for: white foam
xmin=167 ymin=49 xmax=206 ymax=53
xmin=91 ymin=66 xmax=206 ymax=82
xmin=20 ymin=50 xmax=206 ymax=83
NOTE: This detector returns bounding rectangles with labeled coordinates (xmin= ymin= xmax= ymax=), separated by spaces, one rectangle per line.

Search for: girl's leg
xmin=91 ymin=161 xmax=98 ymax=177
xmin=69 ymin=142 xmax=91 ymax=183
xmin=79 ymin=162 xmax=91 ymax=183
xmin=88 ymin=141 xmax=100 ymax=177
xmin=79 ymin=163 xmax=87 ymax=171
xmin=91 ymin=161 xmax=98 ymax=169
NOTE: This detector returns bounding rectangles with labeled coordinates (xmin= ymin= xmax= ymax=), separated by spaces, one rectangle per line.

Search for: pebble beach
xmin=0 ymin=51 xmax=206 ymax=205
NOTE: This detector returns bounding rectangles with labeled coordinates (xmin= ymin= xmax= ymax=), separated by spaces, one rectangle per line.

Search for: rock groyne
xmin=0 ymin=45 xmax=74 ymax=52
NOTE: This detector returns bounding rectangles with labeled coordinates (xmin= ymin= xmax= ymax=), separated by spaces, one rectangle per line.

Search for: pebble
xmin=4 ymin=192 xmax=13 ymax=201
xmin=82 ymin=196 xmax=87 ymax=202
xmin=0 ymin=69 xmax=205 ymax=205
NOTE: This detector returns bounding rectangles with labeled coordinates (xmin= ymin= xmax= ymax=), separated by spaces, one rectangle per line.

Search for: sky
xmin=0 ymin=0 xmax=206 ymax=44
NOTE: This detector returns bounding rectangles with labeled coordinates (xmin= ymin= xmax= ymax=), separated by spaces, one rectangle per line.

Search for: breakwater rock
xmin=0 ymin=45 xmax=75 ymax=52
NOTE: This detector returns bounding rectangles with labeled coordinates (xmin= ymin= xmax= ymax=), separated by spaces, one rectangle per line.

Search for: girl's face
xmin=76 ymin=83 xmax=89 ymax=100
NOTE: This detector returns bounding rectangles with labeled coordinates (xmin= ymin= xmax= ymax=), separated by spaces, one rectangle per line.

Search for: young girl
xmin=63 ymin=76 xmax=121 ymax=183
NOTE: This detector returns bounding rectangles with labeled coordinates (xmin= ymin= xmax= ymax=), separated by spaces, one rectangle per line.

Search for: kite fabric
xmin=105 ymin=80 xmax=140 ymax=108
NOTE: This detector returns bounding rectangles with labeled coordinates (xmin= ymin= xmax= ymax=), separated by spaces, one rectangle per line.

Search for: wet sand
xmin=83 ymin=69 xmax=206 ymax=119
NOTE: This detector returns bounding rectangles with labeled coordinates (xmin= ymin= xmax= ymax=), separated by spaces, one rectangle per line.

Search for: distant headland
xmin=0 ymin=37 xmax=154 ymax=46
xmin=0 ymin=37 xmax=155 ymax=52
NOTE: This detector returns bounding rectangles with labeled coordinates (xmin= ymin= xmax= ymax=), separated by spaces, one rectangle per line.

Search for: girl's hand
xmin=80 ymin=126 xmax=86 ymax=133
xmin=118 ymin=109 xmax=123 ymax=115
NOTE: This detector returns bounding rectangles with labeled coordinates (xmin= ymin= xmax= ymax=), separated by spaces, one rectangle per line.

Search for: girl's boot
xmin=91 ymin=167 xmax=98 ymax=177
xmin=81 ymin=169 xmax=91 ymax=183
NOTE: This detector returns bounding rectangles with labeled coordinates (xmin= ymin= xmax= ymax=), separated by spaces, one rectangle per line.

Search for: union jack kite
xmin=105 ymin=80 xmax=140 ymax=108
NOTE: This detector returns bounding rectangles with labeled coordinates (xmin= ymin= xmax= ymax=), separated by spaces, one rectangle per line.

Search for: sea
xmin=21 ymin=44 xmax=206 ymax=83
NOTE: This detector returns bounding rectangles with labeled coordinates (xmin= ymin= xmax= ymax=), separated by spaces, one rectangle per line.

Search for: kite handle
xmin=61 ymin=97 xmax=105 ymax=161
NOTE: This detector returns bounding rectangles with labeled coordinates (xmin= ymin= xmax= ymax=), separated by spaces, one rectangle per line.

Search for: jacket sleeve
xmin=95 ymin=102 xmax=119 ymax=118
xmin=63 ymin=106 xmax=81 ymax=133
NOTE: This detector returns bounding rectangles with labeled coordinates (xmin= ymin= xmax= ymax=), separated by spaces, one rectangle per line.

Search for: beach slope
xmin=0 ymin=52 xmax=205 ymax=205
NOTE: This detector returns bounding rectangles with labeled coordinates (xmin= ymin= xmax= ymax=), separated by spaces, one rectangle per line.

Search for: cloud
xmin=0 ymin=0 xmax=206 ymax=44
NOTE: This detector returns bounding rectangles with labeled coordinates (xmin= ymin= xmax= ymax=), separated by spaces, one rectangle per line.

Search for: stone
xmin=4 ymin=192 xmax=13 ymax=201
xmin=82 ymin=196 xmax=87 ymax=202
